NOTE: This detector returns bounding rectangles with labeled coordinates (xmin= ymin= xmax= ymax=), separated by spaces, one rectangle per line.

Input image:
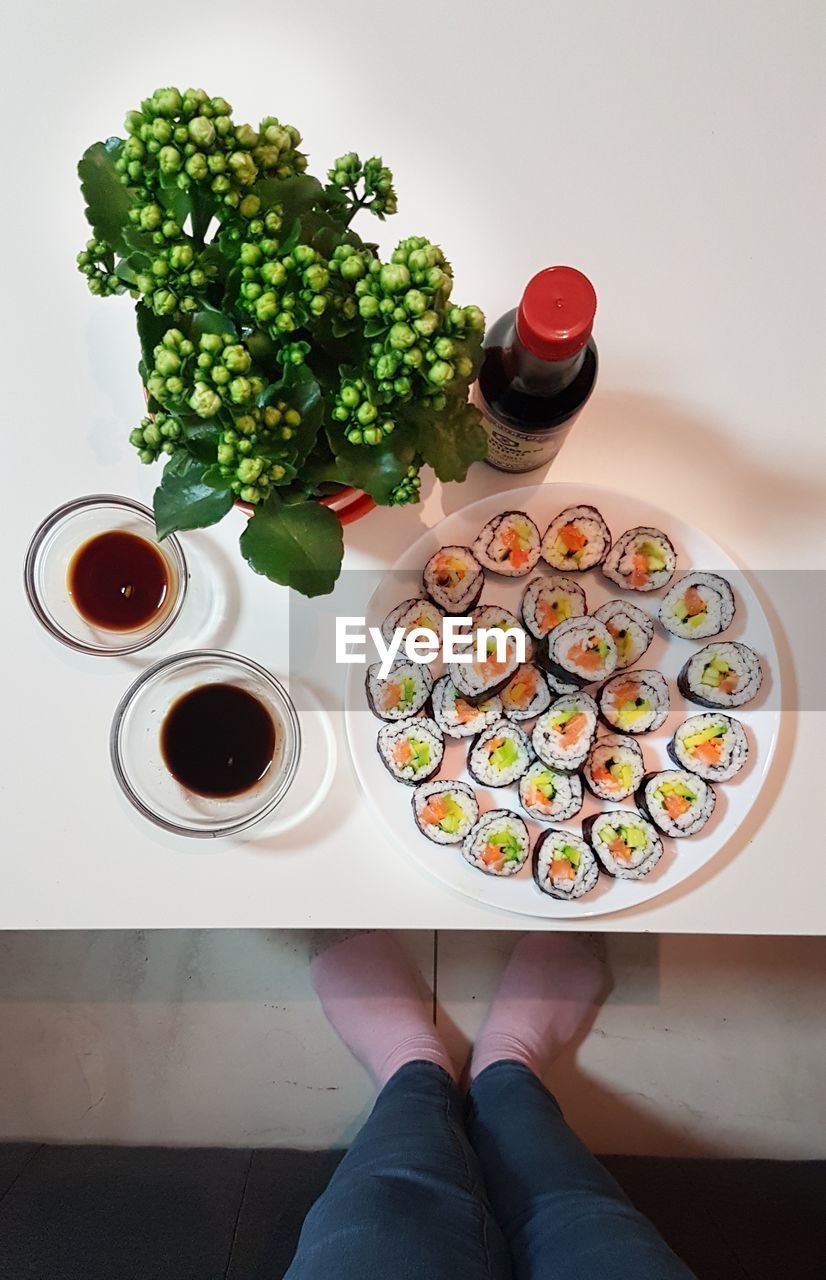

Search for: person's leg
xmin=465 ymin=935 xmax=696 ymax=1280
xmin=285 ymin=933 xmax=511 ymax=1280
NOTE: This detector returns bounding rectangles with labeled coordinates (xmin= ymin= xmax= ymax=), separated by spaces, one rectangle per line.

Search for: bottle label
xmin=473 ymin=388 xmax=573 ymax=474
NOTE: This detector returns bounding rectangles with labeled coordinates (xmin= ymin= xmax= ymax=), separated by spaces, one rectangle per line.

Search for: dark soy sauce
xmin=161 ymin=684 xmax=277 ymax=798
xmin=68 ymin=530 xmax=170 ymax=631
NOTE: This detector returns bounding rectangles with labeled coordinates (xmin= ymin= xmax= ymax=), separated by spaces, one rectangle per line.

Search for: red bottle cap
xmin=516 ymin=266 xmax=597 ymax=361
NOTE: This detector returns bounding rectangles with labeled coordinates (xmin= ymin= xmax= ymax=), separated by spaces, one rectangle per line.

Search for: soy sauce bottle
xmin=474 ymin=266 xmax=598 ymax=473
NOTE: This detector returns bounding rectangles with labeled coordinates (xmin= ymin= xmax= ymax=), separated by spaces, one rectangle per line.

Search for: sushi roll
xmin=533 ymin=829 xmax=598 ymax=900
xmin=602 ymin=526 xmax=676 ymax=592
xmin=473 ymin=511 xmax=541 ymax=577
xmin=583 ymin=811 xmax=664 ymax=880
xmin=659 ymin=573 xmax=735 ymax=639
xmin=583 ymin=733 xmax=645 ymax=801
xmin=598 ymin=670 xmax=670 ymax=734
xmin=451 ymin=607 xmax=529 ymax=704
xmin=413 ymin=780 xmax=479 ymax=845
xmin=422 ymin=546 xmax=484 ymax=614
xmin=430 ymin=675 xmax=502 ymax=739
xmin=500 ymin=663 xmax=552 ymax=722
xmin=544 ymin=668 xmax=580 ymax=697
xmin=541 ymin=505 xmax=611 ymax=572
xmin=463 ymin=810 xmax=530 ymax=876
xmin=519 ymin=761 xmax=584 ymax=822
xmin=678 ymin=641 xmax=763 ymax=709
xmin=377 ymin=717 xmax=444 ymax=786
xmin=520 ymin=575 xmax=588 ymax=641
xmin=532 ymin=692 xmax=598 ymax=772
xmin=468 ymin=721 xmax=532 ymax=788
xmin=470 ymin=604 xmax=533 ymax=660
xmin=637 ymin=769 xmax=716 ymax=837
xmin=381 ymin=597 xmax=444 ymax=646
xmin=668 ymin=713 xmax=748 ymax=782
xmin=594 ymin=599 xmax=654 ymax=669
xmin=545 ymin=616 xmax=618 ymax=687
xmin=365 ymin=661 xmax=433 ymax=721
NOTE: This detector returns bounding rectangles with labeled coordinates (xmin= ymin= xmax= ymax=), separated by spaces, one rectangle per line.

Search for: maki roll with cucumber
xmin=678 ymin=642 xmax=763 ymax=709
xmin=521 ymin=575 xmax=587 ymax=641
xmin=532 ymin=692 xmax=598 ymax=771
xmin=451 ymin=606 xmax=529 ymax=704
xmin=594 ymin=599 xmax=654 ymax=669
xmin=413 ymin=780 xmax=479 ymax=845
xmin=381 ymin=597 xmax=444 ymax=645
xmin=463 ymin=810 xmax=530 ymax=876
xmin=598 ymin=670 xmax=669 ymax=734
xmin=365 ymin=661 xmax=433 ymax=721
xmin=602 ymin=526 xmax=676 ymax=592
xmin=430 ymin=675 xmax=502 ymax=739
xmin=500 ymin=663 xmax=552 ymax=722
xmin=545 ymin=616 xmax=618 ymax=687
xmin=583 ymin=811 xmax=663 ymax=880
xmin=533 ymin=829 xmax=598 ymax=900
xmin=637 ymin=769 xmax=716 ymax=837
xmin=377 ymin=718 xmax=444 ymax=786
xmin=669 ymin=713 xmax=748 ymax=781
xmin=584 ymin=733 xmax=645 ymax=800
xmin=541 ymin=505 xmax=611 ymax=572
xmin=519 ymin=761 xmax=584 ymax=822
xmin=468 ymin=721 xmax=532 ymax=787
xmin=659 ymin=573 xmax=735 ymax=639
xmin=473 ymin=511 xmax=541 ymax=577
xmin=423 ymin=546 xmax=484 ymax=614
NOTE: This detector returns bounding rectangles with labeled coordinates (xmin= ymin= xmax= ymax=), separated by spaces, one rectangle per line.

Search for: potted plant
xmin=76 ymin=86 xmax=488 ymax=596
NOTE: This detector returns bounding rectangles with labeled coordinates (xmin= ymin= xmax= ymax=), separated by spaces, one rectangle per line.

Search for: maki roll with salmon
xmin=659 ymin=573 xmax=735 ymax=639
xmin=678 ymin=642 xmax=762 ymax=709
xmin=598 ymin=670 xmax=669 ymax=734
xmin=637 ymin=769 xmax=716 ymax=837
xmin=583 ymin=811 xmax=663 ymax=880
xmin=584 ymin=733 xmax=645 ymax=801
xmin=602 ymin=526 xmax=676 ymax=592
xmin=519 ymin=761 xmax=584 ymax=822
xmin=423 ymin=546 xmax=484 ymax=614
xmin=500 ymin=663 xmax=552 ymax=722
xmin=544 ymin=668 xmax=580 ymax=697
xmin=381 ymin=597 xmax=444 ymax=645
xmin=430 ymin=675 xmax=502 ymax=739
xmin=532 ymin=692 xmax=598 ymax=771
xmin=451 ymin=606 xmax=529 ymax=704
xmin=545 ymin=616 xmax=618 ymax=687
xmin=541 ymin=505 xmax=611 ymax=572
xmin=473 ymin=512 xmax=541 ymax=577
xmin=468 ymin=721 xmax=532 ymax=787
xmin=594 ymin=599 xmax=654 ymax=669
xmin=521 ymin=575 xmax=588 ymax=641
xmin=365 ymin=661 xmax=433 ymax=721
xmin=669 ymin=713 xmax=748 ymax=781
xmin=463 ymin=810 xmax=530 ymax=876
xmin=413 ymin=780 xmax=479 ymax=845
xmin=533 ymin=829 xmax=598 ymax=900
xmin=377 ymin=718 xmax=444 ymax=786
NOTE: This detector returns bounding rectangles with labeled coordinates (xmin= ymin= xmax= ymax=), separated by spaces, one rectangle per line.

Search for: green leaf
xmin=239 ymin=493 xmax=344 ymax=597
xmin=135 ymin=302 xmax=175 ymax=372
xmin=327 ymin=423 xmax=417 ymax=504
xmin=181 ymin=419 xmax=223 ymax=463
xmin=191 ymin=306 xmax=238 ymax=340
xmin=153 ymin=451 xmax=233 ymax=539
xmin=262 ymin=364 xmax=323 ymax=466
xmin=78 ymin=138 xmax=132 ymax=254
xmin=252 ymin=174 xmax=324 ymax=218
xmin=406 ymin=398 xmax=488 ymax=482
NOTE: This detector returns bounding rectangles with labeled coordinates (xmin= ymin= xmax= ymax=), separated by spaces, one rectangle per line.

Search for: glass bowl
xmin=110 ymin=650 xmax=301 ymax=838
xmin=24 ymin=495 xmax=188 ymax=655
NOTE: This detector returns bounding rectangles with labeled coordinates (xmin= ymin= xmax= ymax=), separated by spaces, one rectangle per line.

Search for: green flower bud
xmin=434 ymin=337 xmax=455 ymax=360
xmin=240 ymin=242 xmax=262 ymax=267
xmin=168 ymin=243 xmax=194 ymax=269
xmin=152 ymin=118 xmax=173 ymax=144
xmin=464 ymin=305 xmax=485 ymax=332
xmin=340 ymin=256 xmax=365 ymax=281
xmin=413 ymin=310 xmax=439 ymax=337
xmin=185 ymin=152 xmax=209 ymax=181
xmin=234 ymin=123 xmax=259 ymax=149
xmin=211 ymin=365 xmax=231 ymax=386
xmin=188 ymin=268 xmax=207 ymax=289
xmin=199 ymin=333 xmax=223 ymax=355
xmin=388 ymin=322 xmax=417 ymax=351
xmin=340 ymin=385 xmax=360 ymax=409
xmin=228 ymin=151 xmax=258 ymax=185
xmin=188 ymin=115 xmax=215 ymax=148
xmin=239 ymin=485 xmax=260 ymax=503
xmin=152 ymin=289 xmax=177 ymax=314
xmin=139 ymin=203 xmax=163 ymax=231
xmin=240 ymin=194 xmax=261 ymax=218
xmin=143 ymin=421 xmax=162 ymax=447
xmin=356 ymin=402 xmax=378 ymax=426
xmin=165 ymin=376 xmax=184 ymax=396
xmin=380 ymin=263 xmax=410 ymax=294
xmin=155 ymin=349 xmax=180 ymax=376
xmin=211 ymin=174 xmax=231 ymax=194
xmin=237 ymin=438 xmax=253 ymax=455
xmin=284 ymin=408 xmax=301 ymax=427
xmin=223 ymin=344 xmax=251 ymax=374
xmin=189 ymin=382 xmax=221 ymax=417
xmin=455 ymin=355 xmax=473 ymax=378
xmin=152 ymin=87 xmax=183 ymax=118
xmin=129 ymin=427 xmax=146 ymax=448
xmin=255 ymin=293 xmax=278 ymax=323
xmin=403 ymin=347 xmax=424 ymax=369
xmin=332 ymin=406 xmax=349 ymax=423
xmin=260 ymin=261 xmax=287 ymax=287
xmin=146 ymin=373 xmax=166 ymax=399
xmin=125 ymin=111 xmax=144 ymax=136
xmin=158 ymin=146 xmax=182 ymax=173
xmin=346 ymin=428 xmax=363 ymax=444
xmin=217 ymin=443 xmax=235 ymax=465
xmin=229 ymin=376 xmax=252 ymax=404
xmin=309 ymin=295 xmax=327 ymax=316
xmin=428 ymin=360 xmax=454 ymax=386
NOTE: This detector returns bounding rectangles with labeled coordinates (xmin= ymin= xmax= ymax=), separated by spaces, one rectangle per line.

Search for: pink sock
xmin=471 ymin=934 xmax=606 ymax=1081
xmin=311 ymin=931 xmax=456 ymax=1087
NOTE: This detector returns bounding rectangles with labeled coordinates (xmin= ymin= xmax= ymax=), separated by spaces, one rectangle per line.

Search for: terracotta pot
xmin=235 ymin=487 xmax=375 ymax=526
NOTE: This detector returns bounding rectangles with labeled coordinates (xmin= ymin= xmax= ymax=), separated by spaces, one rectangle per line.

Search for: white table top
xmin=4 ymin=1 xmax=824 ymax=931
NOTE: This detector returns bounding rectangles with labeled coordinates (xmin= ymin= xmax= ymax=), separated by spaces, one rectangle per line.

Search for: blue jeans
xmin=284 ymin=1060 xmax=695 ymax=1278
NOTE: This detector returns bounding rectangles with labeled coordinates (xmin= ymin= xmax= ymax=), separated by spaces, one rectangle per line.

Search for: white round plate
xmin=344 ymin=483 xmax=780 ymax=918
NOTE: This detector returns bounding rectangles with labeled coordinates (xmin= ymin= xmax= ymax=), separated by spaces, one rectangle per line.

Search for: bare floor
xmin=0 ymin=932 xmax=823 ymax=1156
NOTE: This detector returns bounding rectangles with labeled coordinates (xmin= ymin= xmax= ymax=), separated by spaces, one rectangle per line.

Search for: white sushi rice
xmin=519 ymin=760 xmax=584 ymax=822
xmin=533 ymin=830 xmax=598 ymax=899
xmin=521 ymin=575 xmax=588 ymax=640
xmin=669 ymin=713 xmax=749 ymax=781
xmin=599 ymin=669 xmax=670 ymax=734
xmin=602 ymin=526 xmax=676 ymax=592
xmin=365 ymin=661 xmax=433 ymax=721
xmin=463 ymin=810 xmax=530 ymax=876
xmin=540 ymin=505 xmax=611 ymax=571
xmin=639 ymin=769 xmax=716 ymax=837
xmin=583 ymin=733 xmax=645 ymax=800
xmin=584 ymin=811 xmax=663 ymax=880
xmin=659 ymin=572 xmax=735 ymax=640
xmin=381 ymin=597 xmax=445 ymax=646
xmin=412 ymin=780 xmax=479 ymax=845
xmin=422 ymin=546 xmax=484 ymax=614
xmin=472 ymin=511 xmax=541 ymax=577
xmin=678 ymin=642 xmax=763 ymax=709
xmin=594 ymin=599 xmax=654 ymax=669
xmin=546 ymin=616 xmax=618 ymax=686
xmin=468 ymin=720 xmax=532 ymax=787
xmin=500 ymin=663 xmax=552 ymax=721
xmin=544 ymin=668 xmax=580 ymax=697
xmin=451 ymin=606 xmax=530 ymax=701
xmin=532 ymin=693 xmax=598 ymax=771
xmin=377 ymin=717 xmax=444 ymax=786
xmin=430 ymin=675 xmax=502 ymax=739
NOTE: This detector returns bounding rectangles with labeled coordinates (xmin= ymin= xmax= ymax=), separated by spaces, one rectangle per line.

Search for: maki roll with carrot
xmin=365 ymin=661 xmax=433 ymax=721
xmin=545 ymin=616 xmax=618 ymax=687
xmin=377 ymin=718 xmax=444 ymax=785
xmin=413 ymin=780 xmax=479 ymax=845
xmin=602 ymin=526 xmax=676 ymax=592
xmin=659 ymin=572 xmax=735 ymax=639
xmin=423 ymin=546 xmax=484 ymax=614
xmin=521 ymin=575 xmax=587 ymax=641
xmin=381 ymin=597 xmax=444 ymax=645
xmin=533 ymin=829 xmax=598 ymax=900
xmin=500 ymin=663 xmax=552 ymax=722
xmin=594 ymin=599 xmax=654 ymax=669
xmin=468 ymin=721 xmax=532 ymax=787
xmin=598 ymin=670 xmax=669 ymax=734
xmin=463 ymin=810 xmax=530 ymax=877
xmin=669 ymin=713 xmax=748 ymax=781
xmin=532 ymin=692 xmax=598 ymax=771
xmin=584 ymin=733 xmax=645 ymax=800
xmin=451 ymin=606 xmax=529 ymax=704
xmin=583 ymin=811 xmax=663 ymax=880
xmin=473 ymin=511 xmax=541 ymax=577
xmin=541 ymin=505 xmax=611 ymax=572
xmin=637 ymin=769 xmax=716 ymax=837
xmin=430 ymin=675 xmax=502 ymax=739
xmin=519 ymin=761 xmax=584 ymax=822
xmin=678 ymin=642 xmax=762 ymax=709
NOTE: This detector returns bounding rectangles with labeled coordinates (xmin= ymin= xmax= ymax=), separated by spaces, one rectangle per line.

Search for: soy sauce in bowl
xmin=161 ymin=684 xmax=278 ymax=798
xmin=68 ymin=530 xmax=171 ymax=631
